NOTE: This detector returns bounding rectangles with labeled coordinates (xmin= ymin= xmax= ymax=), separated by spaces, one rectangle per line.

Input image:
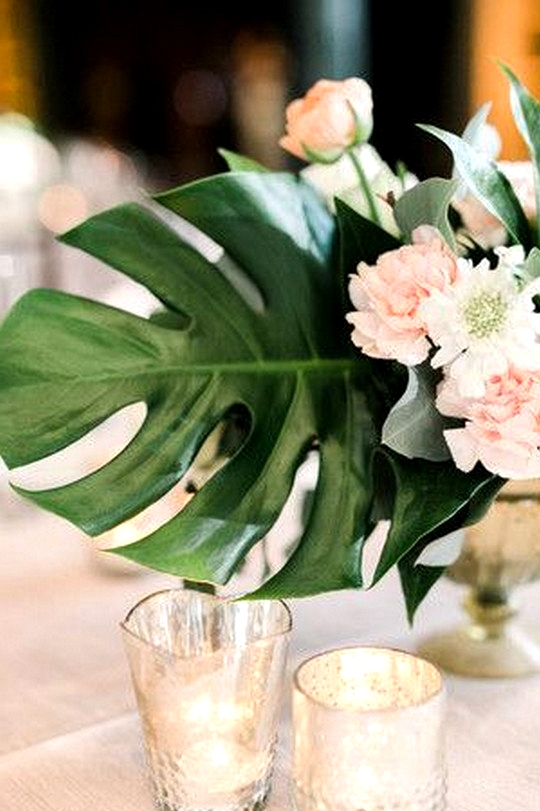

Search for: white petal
xmin=443 ymin=428 xmax=479 ymax=472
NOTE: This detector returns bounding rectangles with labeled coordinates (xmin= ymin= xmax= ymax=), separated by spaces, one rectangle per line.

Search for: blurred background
xmin=0 ymin=0 xmax=540 ymax=309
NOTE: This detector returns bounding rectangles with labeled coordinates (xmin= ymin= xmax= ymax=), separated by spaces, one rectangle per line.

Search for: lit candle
xmin=142 ymin=694 xmax=268 ymax=798
xmin=179 ymin=736 xmax=267 ymax=795
xmin=183 ymin=696 xmax=263 ymax=792
xmin=121 ymin=588 xmax=291 ymax=811
xmin=293 ymin=646 xmax=447 ymax=811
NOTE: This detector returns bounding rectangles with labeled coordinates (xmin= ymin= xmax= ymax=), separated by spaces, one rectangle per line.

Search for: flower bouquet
xmin=1 ymin=63 xmax=538 ymax=621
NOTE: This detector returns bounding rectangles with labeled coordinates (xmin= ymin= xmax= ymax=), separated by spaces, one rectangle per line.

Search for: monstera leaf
xmin=0 ymin=165 xmax=500 ymax=616
xmin=0 ymin=171 xmax=381 ymax=592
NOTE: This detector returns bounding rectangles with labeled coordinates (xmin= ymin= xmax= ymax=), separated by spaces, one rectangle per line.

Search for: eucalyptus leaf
xmin=419 ymin=123 xmax=532 ymax=249
xmin=520 ymin=246 xmax=540 ymax=286
xmin=381 ymin=364 xmax=450 ymax=462
xmin=393 ymin=177 xmax=458 ymax=250
xmin=453 ymin=101 xmax=495 ymax=197
xmin=501 ymin=63 xmax=540 ymax=240
xmin=460 ymin=102 xmax=494 ymax=152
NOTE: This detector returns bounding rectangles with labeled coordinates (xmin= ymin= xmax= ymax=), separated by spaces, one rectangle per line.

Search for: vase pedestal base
xmin=418 ymin=622 xmax=540 ymax=678
xmin=421 ymin=479 xmax=540 ymax=678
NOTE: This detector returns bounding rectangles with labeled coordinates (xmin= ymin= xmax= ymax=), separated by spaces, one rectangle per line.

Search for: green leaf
xmin=156 ymin=171 xmax=335 ymax=269
xmin=398 ymin=563 xmax=446 ymax=624
xmin=218 ymin=148 xmax=269 ymax=173
xmin=370 ymin=448 xmax=499 ymax=588
xmin=397 ymin=473 xmax=505 ymax=621
xmin=501 ymin=63 xmax=540 ymax=240
xmin=381 ymin=363 xmax=450 ymax=462
xmin=244 ymin=386 xmax=378 ymax=599
xmin=0 ymin=164 xmax=506 ymax=615
xmin=419 ymin=123 xmax=532 ymax=249
xmin=522 ymin=246 xmax=540 ymax=285
xmin=0 ymin=171 xmax=383 ymax=593
xmin=460 ymin=102 xmax=493 ymax=151
xmin=393 ymin=177 xmax=459 ymax=250
xmin=335 ymin=197 xmax=401 ymax=269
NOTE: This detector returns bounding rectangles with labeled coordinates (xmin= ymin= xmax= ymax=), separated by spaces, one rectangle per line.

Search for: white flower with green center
xmin=462 ymin=289 xmax=507 ymax=339
xmin=420 ymin=252 xmax=540 ymax=398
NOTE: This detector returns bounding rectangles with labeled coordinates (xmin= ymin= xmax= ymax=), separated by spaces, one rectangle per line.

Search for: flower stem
xmin=348 ymin=148 xmax=383 ymax=228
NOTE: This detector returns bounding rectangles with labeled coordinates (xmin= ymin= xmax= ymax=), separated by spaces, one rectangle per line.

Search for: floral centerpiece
xmin=1 ymin=64 xmax=539 ymax=620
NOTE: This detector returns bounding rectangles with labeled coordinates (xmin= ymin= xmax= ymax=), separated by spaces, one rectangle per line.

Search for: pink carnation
xmin=346 ymin=232 xmax=461 ymax=365
xmin=437 ymin=366 xmax=540 ymax=478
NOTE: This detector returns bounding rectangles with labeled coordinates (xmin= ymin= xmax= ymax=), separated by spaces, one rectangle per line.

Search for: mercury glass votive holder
xmin=292 ymin=646 xmax=447 ymax=811
xmin=120 ymin=588 xmax=292 ymax=811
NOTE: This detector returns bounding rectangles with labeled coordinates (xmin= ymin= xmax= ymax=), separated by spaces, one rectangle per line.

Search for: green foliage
xmin=218 ymin=148 xmax=269 ymax=173
xmin=0 ymin=172 xmax=391 ymax=595
xmin=501 ymin=64 xmax=540 ymax=242
xmin=419 ymin=123 xmax=533 ymax=249
xmin=381 ymin=363 xmax=451 ymax=463
xmin=0 ymin=64 xmax=537 ymax=620
xmin=394 ymin=177 xmax=459 ymax=251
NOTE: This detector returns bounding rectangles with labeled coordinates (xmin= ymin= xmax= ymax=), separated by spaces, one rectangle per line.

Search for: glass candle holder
xmin=121 ymin=587 xmax=292 ymax=811
xmin=419 ymin=478 xmax=540 ymax=678
xmin=292 ymin=646 xmax=447 ymax=811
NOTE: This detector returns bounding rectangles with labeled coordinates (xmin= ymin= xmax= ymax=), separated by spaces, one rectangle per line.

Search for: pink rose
xmin=279 ymin=78 xmax=373 ymax=163
xmin=437 ymin=367 xmax=540 ymax=478
xmin=346 ymin=232 xmax=460 ymax=366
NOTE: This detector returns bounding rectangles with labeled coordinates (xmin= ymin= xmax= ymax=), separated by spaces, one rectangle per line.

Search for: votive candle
xmin=292 ymin=646 xmax=447 ymax=811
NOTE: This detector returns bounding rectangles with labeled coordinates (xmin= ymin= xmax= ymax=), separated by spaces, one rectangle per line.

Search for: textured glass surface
xmin=419 ymin=479 xmax=540 ymax=677
xmin=121 ymin=589 xmax=291 ymax=811
xmin=449 ymin=478 xmax=540 ymax=591
xmin=292 ymin=646 xmax=447 ymax=811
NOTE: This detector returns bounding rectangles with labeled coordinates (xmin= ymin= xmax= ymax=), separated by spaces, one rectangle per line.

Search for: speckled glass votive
xmin=292 ymin=646 xmax=447 ymax=811
xmin=121 ymin=588 xmax=292 ymax=811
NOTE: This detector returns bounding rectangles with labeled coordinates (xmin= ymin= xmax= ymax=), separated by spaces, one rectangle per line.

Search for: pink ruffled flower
xmin=279 ymin=78 xmax=373 ymax=163
xmin=346 ymin=230 xmax=461 ymax=366
xmin=437 ymin=367 xmax=540 ymax=478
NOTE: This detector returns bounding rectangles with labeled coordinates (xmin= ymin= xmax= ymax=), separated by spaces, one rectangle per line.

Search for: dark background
xmin=25 ymin=0 xmax=472 ymax=190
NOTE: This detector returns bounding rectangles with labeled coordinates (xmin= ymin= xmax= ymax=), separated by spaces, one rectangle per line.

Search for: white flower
xmin=420 ymin=252 xmax=540 ymax=398
xmin=301 ymin=143 xmax=417 ymax=236
xmin=493 ymin=244 xmax=527 ymax=274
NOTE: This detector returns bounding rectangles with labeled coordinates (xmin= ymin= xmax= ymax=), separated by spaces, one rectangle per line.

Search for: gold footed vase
xmin=419 ymin=479 xmax=540 ymax=678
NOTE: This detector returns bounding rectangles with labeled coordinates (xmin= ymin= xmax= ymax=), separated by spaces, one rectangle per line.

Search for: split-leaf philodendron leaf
xmin=0 ymin=163 xmax=500 ymax=619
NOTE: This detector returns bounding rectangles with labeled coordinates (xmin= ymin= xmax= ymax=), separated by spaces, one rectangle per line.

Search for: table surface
xmin=1 ymin=486 xmax=540 ymax=811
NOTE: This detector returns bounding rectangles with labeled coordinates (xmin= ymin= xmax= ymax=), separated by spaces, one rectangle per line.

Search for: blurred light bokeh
xmin=0 ymin=0 xmax=539 ymax=311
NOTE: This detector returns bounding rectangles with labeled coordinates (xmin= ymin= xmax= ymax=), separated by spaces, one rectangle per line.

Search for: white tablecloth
xmin=1 ymin=495 xmax=540 ymax=810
